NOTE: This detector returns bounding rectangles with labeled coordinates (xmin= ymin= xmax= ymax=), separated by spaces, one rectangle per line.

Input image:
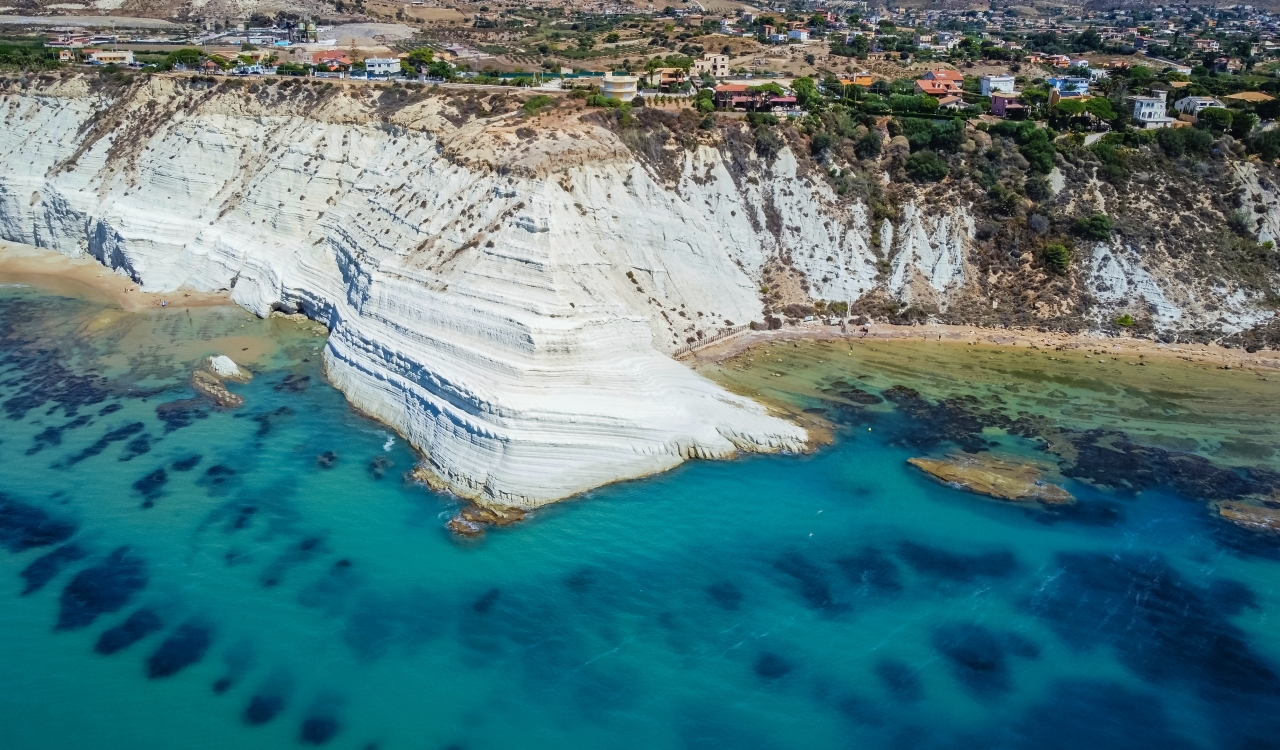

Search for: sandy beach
xmin=0 ymin=240 xmax=230 ymax=313
xmin=683 ymin=319 xmax=1280 ymax=373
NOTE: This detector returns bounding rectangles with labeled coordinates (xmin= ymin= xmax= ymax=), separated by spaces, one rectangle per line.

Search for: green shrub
xmin=1116 ymin=313 xmax=1135 ymax=327
xmin=522 ymin=94 xmax=553 ymax=114
xmin=854 ymin=131 xmax=882 ymax=159
xmin=1042 ymin=243 xmax=1072 ymax=273
xmin=1249 ymin=128 xmax=1280 ymax=160
xmin=1073 ymin=213 xmax=1114 ymax=241
xmin=810 ymin=132 xmax=835 ymax=155
xmin=905 ymin=150 xmax=949 ymax=182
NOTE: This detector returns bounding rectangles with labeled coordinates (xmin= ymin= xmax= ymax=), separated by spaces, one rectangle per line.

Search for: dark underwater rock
xmin=57 ymin=546 xmax=147 ymax=630
xmin=95 ymin=608 xmax=164 ymax=655
xmin=300 ymin=716 xmax=341 ymax=745
xmin=132 ymin=468 xmax=167 ymax=505
xmin=1026 ymin=551 xmax=1280 ymax=698
xmin=0 ymin=493 xmax=76 ymax=552
xmin=64 ymin=421 xmax=145 ymax=465
xmin=155 ymin=398 xmax=210 ymax=432
xmin=875 ymin=659 xmax=923 ymax=702
xmin=754 ymin=652 xmax=793 ymax=680
xmin=147 ymin=621 xmax=213 ymax=678
xmin=931 ymin=622 xmax=1025 ymax=699
xmin=243 ymin=693 xmax=286 ymax=725
xmin=897 ymin=541 xmax=1018 ymax=583
xmin=706 ymin=581 xmax=743 ymax=610
xmin=773 ymin=552 xmax=840 ymax=611
xmin=171 ymin=454 xmax=202 ymax=471
xmin=836 ymin=547 xmax=903 ymax=594
xmin=20 ymin=542 xmax=87 ymax=595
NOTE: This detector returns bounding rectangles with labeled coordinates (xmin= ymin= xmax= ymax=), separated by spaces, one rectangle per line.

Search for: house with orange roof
xmin=312 ymin=50 xmax=352 ymax=70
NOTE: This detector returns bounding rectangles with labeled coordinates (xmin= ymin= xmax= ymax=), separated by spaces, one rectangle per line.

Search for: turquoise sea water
xmin=3 ymin=286 xmax=1280 ymax=750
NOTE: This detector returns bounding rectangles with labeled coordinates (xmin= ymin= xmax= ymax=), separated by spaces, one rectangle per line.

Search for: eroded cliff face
xmin=0 ymin=72 xmax=1277 ymax=504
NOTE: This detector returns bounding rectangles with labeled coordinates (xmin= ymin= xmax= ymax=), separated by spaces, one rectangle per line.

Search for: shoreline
xmin=0 ymin=240 xmax=232 ymax=313
xmin=683 ymin=320 xmax=1280 ymax=373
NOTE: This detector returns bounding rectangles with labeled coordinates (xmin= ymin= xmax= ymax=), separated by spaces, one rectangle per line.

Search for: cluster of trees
xmin=0 ymin=41 xmax=60 ymax=70
xmin=400 ymin=48 xmax=453 ymax=79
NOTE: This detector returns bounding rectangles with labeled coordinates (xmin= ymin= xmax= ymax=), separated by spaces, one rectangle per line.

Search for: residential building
xmin=646 ymin=67 xmax=687 ymax=90
xmin=937 ymin=94 xmax=965 ymax=110
xmin=841 ymin=71 xmax=874 ymax=87
xmin=58 ymin=49 xmax=73 ymax=62
xmin=47 ymin=33 xmax=92 ymax=48
xmin=1174 ymin=95 xmax=1225 ymax=115
xmin=85 ymin=50 xmax=135 ymax=65
xmin=601 ymin=73 xmax=639 ymax=101
xmin=990 ymin=91 xmax=1025 ymax=118
xmin=913 ymin=33 xmax=934 ymax=48
xmin=693 ymin=54 xmax=729 ymax=78
xmin=788 ymin=29 xmax=810 ymax=41
xmin=1192 ymin=38 xmax=1221 ymax=51
xmin=980 ymin=74 xmax=1015 ymax=96
xmin=1224 ymin=91 xmax=1276 ymax=104
xmin=1047 ymin=76 xmax=1090 ymax=97
xmin=364 ymin=57 xmax=400 ymax=76
xmin=713 ymin=83 xmax=794 ymax=111
xmin=923 ymin=69 xmax=963 ymax=85
xmin=312 ymin=51 xmax=352 ymax=67
xmin=1130 ymin=89 xmax=1175 ymax=129
xmin=916 ymin=79 xmax=959 ymax=95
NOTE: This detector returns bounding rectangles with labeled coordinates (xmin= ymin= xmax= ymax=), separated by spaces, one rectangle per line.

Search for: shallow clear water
xmin=3 ymin=288 xmax=1280 ymax=750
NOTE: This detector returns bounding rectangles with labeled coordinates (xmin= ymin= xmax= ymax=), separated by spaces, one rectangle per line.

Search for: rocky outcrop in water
xmin=1217 ymin=498 xmax=1280 ymax=533
xmin=908 ymin=454 xmax=1075 ymax=505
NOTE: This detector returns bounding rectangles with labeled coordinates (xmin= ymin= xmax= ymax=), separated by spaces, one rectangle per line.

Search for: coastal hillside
xmin=0 ymin=71 xmax=1277 ymax=504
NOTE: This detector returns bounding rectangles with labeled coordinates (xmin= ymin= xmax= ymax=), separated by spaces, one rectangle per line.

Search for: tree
xmin=605 ymin=32 xmax=620 ymax=44
xmin=1085 ymin=97 xmax=1116 ymax=120
xmin=905 ymin=150 xmax=949 ymax=182
xmin=804 ymin=53 xmax=815 ymax=66
xmin=401 ymin=47 xmax=434 ymax=75
xmin=1197 ymin=106 xmax=1233 ymax=133
xmin=1231 ymin=111 xmax=1259 ymax=139
xmin=792 ymin=76 xmax=817 ymax=106
xmin=1056 ymin=98 xmax=1087 ymax=116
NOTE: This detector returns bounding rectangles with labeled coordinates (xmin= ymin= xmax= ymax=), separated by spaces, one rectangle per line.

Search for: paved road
xmin=0 ymin=15 xmax=182 ymax=28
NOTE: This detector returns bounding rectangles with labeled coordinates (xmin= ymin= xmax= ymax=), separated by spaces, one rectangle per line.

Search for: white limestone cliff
xmin=0 ymin=76 xmax=824 ymax=507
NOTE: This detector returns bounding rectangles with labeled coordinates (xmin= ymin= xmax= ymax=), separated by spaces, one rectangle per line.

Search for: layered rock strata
xmin=0 ymin=76 xmax=811 ymax=507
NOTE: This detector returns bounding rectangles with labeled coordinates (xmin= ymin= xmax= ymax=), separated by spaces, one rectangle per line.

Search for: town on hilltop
xmin=5 ymin=1 xmax=1280 ymax=145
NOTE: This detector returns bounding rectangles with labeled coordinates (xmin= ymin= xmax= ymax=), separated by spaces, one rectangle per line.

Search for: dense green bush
xmin=1073 ymin=213 xmax=1114 ymax=241
xmin=1042 ymin=243 xmax=1072 ymax=273
xmin=905 ymin=150 xmax=949 ymax=182
xmin=990 ymin=121 xmax=1056 ymax=174
xmin=1156 ymin=126 xmax=1213 ymax=158
xmin=854 ymin=131 xmax=882 ymax=159
xmin=894 ymin=117 xmax=964 ymax=154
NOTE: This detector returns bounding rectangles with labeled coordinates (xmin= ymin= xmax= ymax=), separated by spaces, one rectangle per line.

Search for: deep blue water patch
xmin=95 ymin=609 xmax=164 ymax=655
xmin=56 ymin=546 xmax=147 ymax=631
xmin=147 ymin=621 xmax=213 ymax=678
xmin=0 ymin=494 xmax=76 ymax=552
xmin=20 ymin=543 xmax=87 ymax=595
